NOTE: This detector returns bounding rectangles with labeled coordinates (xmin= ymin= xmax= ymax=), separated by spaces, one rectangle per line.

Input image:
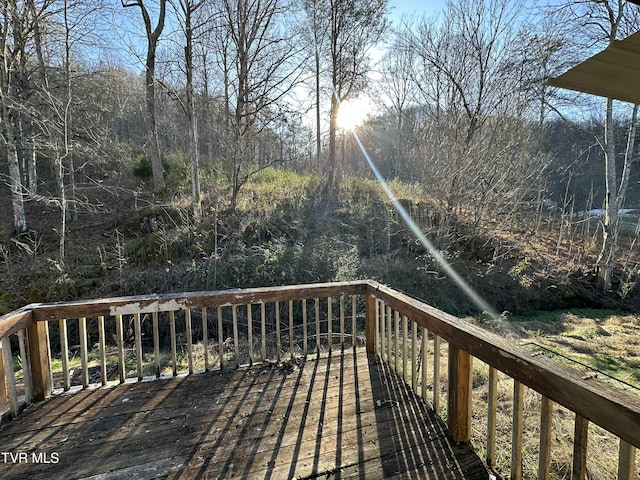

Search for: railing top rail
xmin=28 ymin=280 xmax=368 ymax=322
xmin=365 ymin=281 xmax=640 ymax=449
xmin=0 ymin=307 xmax=33 ymax=340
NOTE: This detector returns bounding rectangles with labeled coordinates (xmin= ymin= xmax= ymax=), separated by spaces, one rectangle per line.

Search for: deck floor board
xmin=0 ymin=349 xmax=488 ymax=479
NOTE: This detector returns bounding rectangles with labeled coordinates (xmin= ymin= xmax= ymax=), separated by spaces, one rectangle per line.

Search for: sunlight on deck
xmin=0 ymin=349 xmax=488 ymax=479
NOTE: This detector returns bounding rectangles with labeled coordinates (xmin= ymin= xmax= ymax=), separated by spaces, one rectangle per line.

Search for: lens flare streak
xmin=349 ymin=128 xmax=499 ymax=320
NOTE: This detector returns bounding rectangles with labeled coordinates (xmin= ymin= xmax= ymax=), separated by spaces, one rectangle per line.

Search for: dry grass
xmin=464 ymin=311 xmax=640 ymax=479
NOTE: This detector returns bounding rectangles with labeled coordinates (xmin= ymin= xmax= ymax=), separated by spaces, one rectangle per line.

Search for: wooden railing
xmin=1 ymin=280 xmax=639 ymax=479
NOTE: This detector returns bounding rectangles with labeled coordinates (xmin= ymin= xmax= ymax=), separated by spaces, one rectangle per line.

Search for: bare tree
xmin=325 ymin=0 xmax=387 ymax=185
xmin=302 ymin=0 xmax=328 ymax=169
xmin=0 ymin=1 xmax=30 ymax=233
xmin=547 ymin=0 xmax=640 ymax=289
xmin=377 ymin=36 xmax=418 ymax=178
xmin=170 ymin=0 xmax=206 ymax=219
xmin=122 ymin=0 xmax=167 ymax=192
xmin=399 ymin=0 xmax=545 ymax=241
xmin=213 ymin=0 xmax=305 ymax=209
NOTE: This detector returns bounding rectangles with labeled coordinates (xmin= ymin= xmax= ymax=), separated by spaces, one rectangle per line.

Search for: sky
xmin=388 ymin=0 xmax=447 ymax=19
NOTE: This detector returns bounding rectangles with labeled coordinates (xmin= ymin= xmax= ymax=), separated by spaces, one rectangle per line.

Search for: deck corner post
xmin=448 ymin=344 xmax=472 ymax=445
xmin=365 ymin=293 xmax=376 ymax=353
xmin=27 ymin=321 xmax=52 ymax=401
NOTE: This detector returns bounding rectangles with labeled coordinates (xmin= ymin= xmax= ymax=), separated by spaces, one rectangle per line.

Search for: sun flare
xmin=337 ymin=97 xmax=372 ymax=131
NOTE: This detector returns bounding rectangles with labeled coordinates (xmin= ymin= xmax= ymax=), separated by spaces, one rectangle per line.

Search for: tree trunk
xmin=328 ymin=91 xmax=338 ymax=185
xmin=597 ymin=98 xmax=618 ymax=290
xmin=184 ymin=3 xmax=201 ymax=220
xmin=147 ymin=67 xmax=166 ymax=192
xmin=124 ymin=0 xmax=167 ymax=193
xmin=7 ymin=137 xmax=27 ymax=233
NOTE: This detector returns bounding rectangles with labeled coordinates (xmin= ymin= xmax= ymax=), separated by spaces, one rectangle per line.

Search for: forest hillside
xmin=2 ymin=163 xmax=640 ymax=319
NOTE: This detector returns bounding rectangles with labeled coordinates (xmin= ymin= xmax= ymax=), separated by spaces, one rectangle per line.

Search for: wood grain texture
xmin=0 ymin=349 xmax=488 ymax=480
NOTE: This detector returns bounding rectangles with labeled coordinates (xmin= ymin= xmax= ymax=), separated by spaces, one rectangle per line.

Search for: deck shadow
xmin=0 ymin=350 xmax=489 ymax=479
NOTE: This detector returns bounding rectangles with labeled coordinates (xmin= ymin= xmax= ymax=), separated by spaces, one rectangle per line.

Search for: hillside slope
xmin=1 ymin=168 xmax=639 ymax=317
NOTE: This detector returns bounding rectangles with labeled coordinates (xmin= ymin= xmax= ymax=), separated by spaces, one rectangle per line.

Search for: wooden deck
xmin=0 ymin=349 xmax=488 ymax=480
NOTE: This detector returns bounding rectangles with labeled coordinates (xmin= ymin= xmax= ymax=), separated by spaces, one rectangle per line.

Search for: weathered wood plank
xmin=538 ymin=396 xmax=553 ymax=479
xmin=0 ymin=349 xmax=487 ymax=480
xmin=99 ymin=316 xmax=108 ymax=385
xmin=202 ymin=307 xmax=209 ymax=370
xmin=79 ymin=317 xmax=89 ymax=389
xmin=30 ymin=281 xmax=368 ymax=321
xmin=59 ymin=318 xmax=70 ymax=391
xmin=133 ymin=313 xmax=142 ymax=381
xmin=572 ymin=414 xmax=588 ymax=480
xmin=0 ymin=307 xmax=34 ymax=339
xmin=186 ymin=309 xmax=193 ymax=374
xmin=511 ymin=380 xmax=524 ymax=480
xmin=487 ymin=366 xmax=498 ymax=469
xmin=365 ymin=294 xmax=376 ymax=354
xmin=617 ymin=440 xmax=636 ymax=480
xmin=169 ymin=310 xmax=177 ymax=377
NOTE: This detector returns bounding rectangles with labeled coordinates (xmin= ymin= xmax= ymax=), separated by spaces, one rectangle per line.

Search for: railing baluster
xmin=315 ymin=298 xmax=320 ymax=352
xmin=116 ymin=314 xmax=126 ymax=383
xmin=340 ymin=295 xmax=345 ymax=347
xmin=275 ymin=302 xmax=281 ymax=360
xmin=433 ymin=335 xmax=441 ymax=413
xmin=380 ymin=301 xmax=385 ymax=361
xmin=152 ymin=312 xmax=160 ymax=378
xmin=98 ymin=316 xmax=107 ymax=385
xmin=395 ymin=311 xmax=400 ymax=374
xmin=289 ymin=300 xmax=294 ymax=358
xmin=572 ymin=415 xmax=588 ymax=480
xmin=17 ymin=329 xmax=32 ymax=403
xmin=351 ymin=295 xmax=357 ymax=348
xmin=217 ymin=306 xmax=223 ymax=369
xmin=133 ymin=314 xmax=142 ymax=381
xmin=232 ymin=304 xmax=239 ymax=367
xmin=511 ymin=380 xmax=524 ymax=480
xmin=59 ymin=318 xmax=70 ymax=391
xmin=302 ymin=299 xmax=308 ymax=355
xmin=261 ymin=303 xmax=267 ymax=361
xmin=1 ymin=337 xmax=18 ymax=417
xmin=79 ymin=317 xmax=89 ymax=388
xmin=617 ymin=440 xmax=636 ymax=480
xmin=247 ymin=304 xmax=253 ymax=365
xmin=421 ymin=326 xmax=427 ymax=401
xmin=365 ymin=293 xmax=376 ymax=353
xmin=374 ymin=299 xmax=380 ymax=354
xmin=403 ymin=315 xmax=408 ymax=382
xmin=45 ymin=321 xmax=53 ymax=392
xmin=412 ymin=320 xmax=417 ymax=392
xmin=186 ymin=309 xmax=193 ymax=374
xmin=387 ymin=305 xmax=392 ymax=364
xmin=538 ymin=396 xmax=553 ymax=480
xmin=487 ymin=366 xmax=498 ymax=470
xmin=327 ymin=296 xmax=332 ymax=350
xmin=170 ymin=311 xmax=177 ymax=377
xmin=202 ymin=307 xmax=209 ymax=371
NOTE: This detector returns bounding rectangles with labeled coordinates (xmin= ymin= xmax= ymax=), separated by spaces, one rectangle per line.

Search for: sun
xmin=337 ymin=97 xmax=372 ymax=131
